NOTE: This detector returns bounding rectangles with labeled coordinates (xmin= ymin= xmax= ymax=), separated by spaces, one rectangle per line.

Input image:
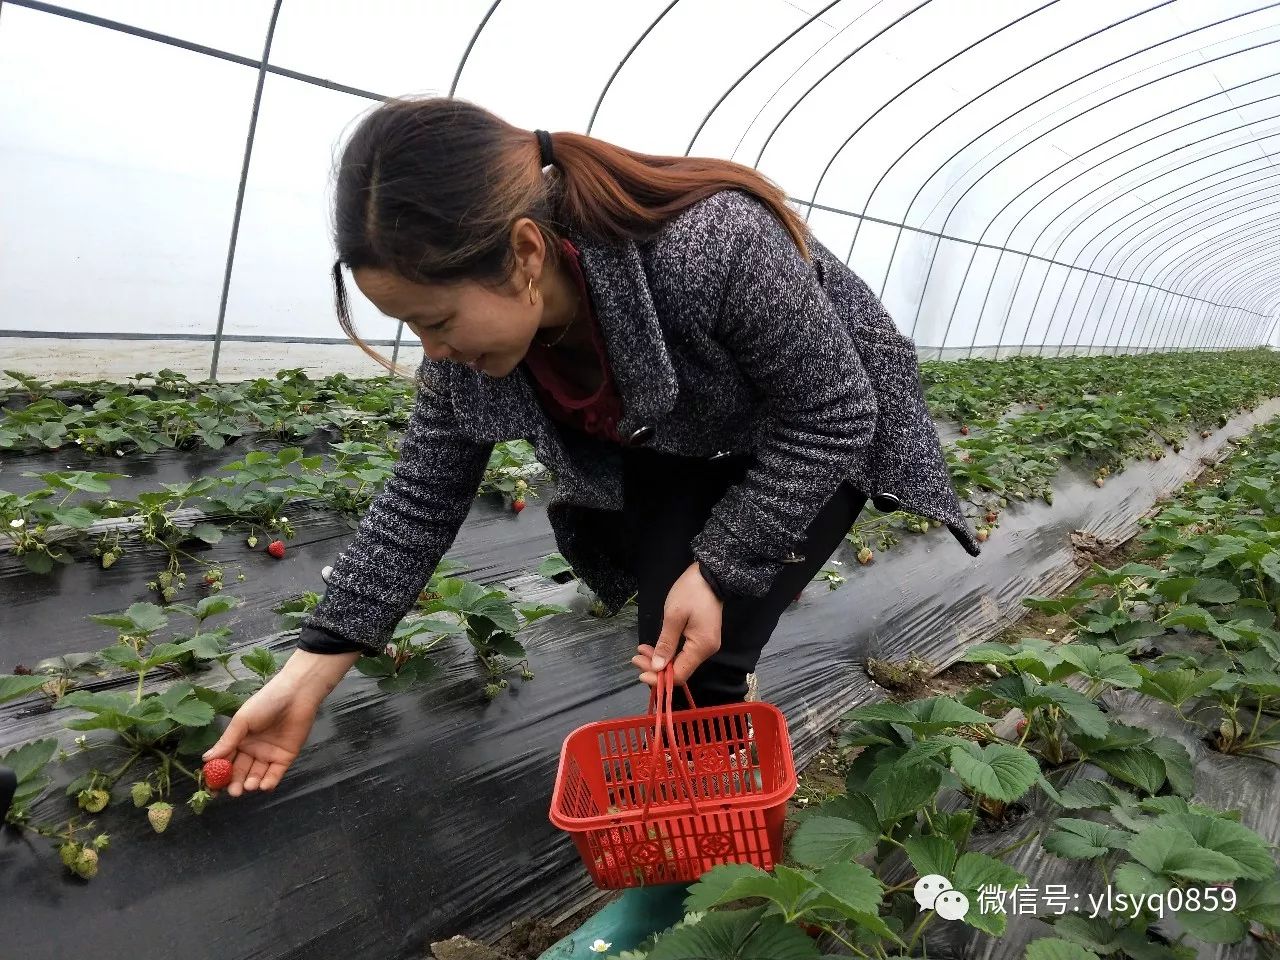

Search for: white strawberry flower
xmin=9 ymin=518 xmax=24 ymax=528
xmin=115 ymin=449 xmax=124 ymax=456
xmin=589 ymin=941 xmax=612 ymax=954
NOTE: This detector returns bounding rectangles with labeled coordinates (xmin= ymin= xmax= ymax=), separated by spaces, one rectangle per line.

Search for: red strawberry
xmin=512 ymin=498 xmax=526 ymax=514
xmin=1015 ymin=718 xmax=1028 ymax=735
xmin=985 ymin=511 xmax=998 ymax=523
xmin=267 ymin=540 xmax=285 ymax=559
xmin=959 ymin=425 xmax=970 ymax=435
xmin=203 ymin=758 xmax=233 ymax=791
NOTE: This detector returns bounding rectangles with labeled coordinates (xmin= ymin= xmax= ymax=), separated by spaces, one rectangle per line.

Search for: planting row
xmin=616 ymin=413 xmax=1280 ymax=959
xmin=0 ymin=367 xmax=417 ymax=456
xmin=7 ymin=351 xmax=1279 ymax=593
xmin=0 ymin=551 xmax=580 ymax=881
xmin=4 ymin=350 xmax=1279 ymax=460
xmin=1 ymin=439 xmax=543 ymax=583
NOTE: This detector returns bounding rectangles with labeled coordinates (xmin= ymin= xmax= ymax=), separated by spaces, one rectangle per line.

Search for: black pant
xmin=621 ymin=447 xmax=867 ymax=709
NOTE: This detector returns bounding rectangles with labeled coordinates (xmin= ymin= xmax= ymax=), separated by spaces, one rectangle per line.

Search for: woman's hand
xmin=631 ymin=561 xmax=723 ymax=687
xmin=201 ymin=669 xmax=332 ymax=797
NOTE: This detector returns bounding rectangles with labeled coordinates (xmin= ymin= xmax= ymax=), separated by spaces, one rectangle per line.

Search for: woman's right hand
xmin=201 ymin=672 xmax=325 ymax=797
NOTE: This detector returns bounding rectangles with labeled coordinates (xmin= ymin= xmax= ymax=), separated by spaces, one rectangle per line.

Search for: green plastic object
xmin=535 ymin=882 xmax=690 ymax=959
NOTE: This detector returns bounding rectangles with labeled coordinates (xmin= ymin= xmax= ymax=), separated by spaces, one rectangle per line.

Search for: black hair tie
xmin=535 ymin=129 xmax=555 ymax=168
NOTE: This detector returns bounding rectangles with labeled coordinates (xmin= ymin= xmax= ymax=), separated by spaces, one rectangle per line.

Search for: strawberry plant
xmin=1 ymin=471 xmax=123 ymax=573
xmin=478 ymin=439 xmax=546 ymax=501
xmin=417 ymin=576 xmax=567 ymax=694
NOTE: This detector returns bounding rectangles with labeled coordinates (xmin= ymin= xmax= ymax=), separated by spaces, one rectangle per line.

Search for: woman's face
xmin=353 ymin=265 xmax=540 ymax=379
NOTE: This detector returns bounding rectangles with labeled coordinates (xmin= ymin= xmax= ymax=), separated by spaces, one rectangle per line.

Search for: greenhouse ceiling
xmin=1 ymin=0 xmax=1278 ymax=379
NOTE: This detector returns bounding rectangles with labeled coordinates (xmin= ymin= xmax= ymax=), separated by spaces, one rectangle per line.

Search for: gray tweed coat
xmin=302 ymin=189 xmax=980 ymax=652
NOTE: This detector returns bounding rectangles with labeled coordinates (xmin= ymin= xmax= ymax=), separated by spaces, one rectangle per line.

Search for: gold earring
xmin=527 ymin=276 xmax=539 ymax=305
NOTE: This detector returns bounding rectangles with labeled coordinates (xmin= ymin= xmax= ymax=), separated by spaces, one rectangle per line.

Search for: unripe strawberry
xmin=72 ymin=847 xmax=99 ymax=880
xmin=130 ymin=781 xmax=153 ymax=808
xmin=985 ymin=511 xmax=998 ymax=524
xmin=1094 ymin=477 xmax=1105 ymax=488
xmin=187 ymin=789 xmax=212 ymax=815
xmin=101 ymin=551 xmax=118 ymax=569
xmin=158 ymin=571 xmax=173 ymax=588
xmin=147 ymin=802 xmax=173 ymax=834
xmin=162 ymin=587 xmax=177 ymax=603
xmin=267 ymin=540 xmax=285 ymax=559
xmin=857 ymin=547 xmax=874 ymax=565
xmin=976 ymin=527 xmax=989 ymax=542
xmin=1015 ymin=718 xmax=1028 ymax=735
xmin=59 ymin=842 xmax=82 ymax=869
xmin=512 ymin=498 xmax=526 ymax=514
xmin=202 ymin=758 xmax=233 ymax=791
xmin=78 ymin=788 xmax=109 ymax=813
xmin=246 ymin=534 xmax=258 ymax=548
xmin=1201 ymin=430 xmax=1210 ymax=439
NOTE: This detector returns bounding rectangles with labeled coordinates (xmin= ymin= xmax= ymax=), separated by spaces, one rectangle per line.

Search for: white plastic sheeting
xmin=1 ymin=0 xmax=1278 ymax=379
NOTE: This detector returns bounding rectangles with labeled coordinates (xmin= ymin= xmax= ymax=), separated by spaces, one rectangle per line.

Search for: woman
xmin=203 ymin=96 xmax=978 ymax=799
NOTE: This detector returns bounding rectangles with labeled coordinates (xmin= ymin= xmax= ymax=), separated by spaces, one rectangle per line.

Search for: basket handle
xmin=639 ymin=664 xmax=701 ymax=821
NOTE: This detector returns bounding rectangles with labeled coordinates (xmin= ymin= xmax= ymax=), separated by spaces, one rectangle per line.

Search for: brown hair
xmin=331 ymin=96 xmax=809 ymax=376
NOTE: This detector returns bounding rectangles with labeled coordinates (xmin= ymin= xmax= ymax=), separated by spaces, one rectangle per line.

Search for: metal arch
xmin=1120 ymin=214 xmax=1280 ymax=352
xmin=1142 ymin=223 xmax=1280 ymax=353
xmin=863 ymin=2 xmax=1273 ymax=330
xmin=391 ymin=0 xmax=503 ymax=371
xmin=926 ymin=56 xmax=1280 ymax=358
xmin=1241 ymin=278 xmax=1280 ymax=321
xmin=846 ymin=0 xmax=1179 ymax=264
xmin=978 ymin=124 xmax=1280 ymax=359
xmin=585 ymin=0 xmax=681 ymax=136
xmin=1011 ymin=105 xmax=1280 ymax=359
xmin=1011 ymin=155 xmax=1280 ymax=358
xmin=209 ymin=0 xmax=284 ymax=382
xmin=1157 ymin=252 xmax=1274 ymax=358
xmin=1139 ymin=231 xmax=1280 ymax=355
xmin=1205 ymin=256 xmax=1280 ymax=344
xmin=683 ymin=0 xmax=842 ymax=157
xmin=749 ymin=0 xmax=934 ymax=171
xmin=1148 ymin=214 xmax=1280 ymax=308
xmin=940 ymin=105 xmax=1280 ymax=362
xmin=994 ymin=96 xmax=1280 ymax=359
xmin=802 ymin=0 xmax=1063 ymax=227
xmin=989 ymin=78 xmax=1280 ymax=356
xmin=1144 ymin=259 xmax=1262 ymax=355
xmin=1085 ymin=185 xmax=1280 ymax=356
xmin=787 ymin=194 xmax=1242 ymax=315
xmin=1171 ymin=236 xmax=1280 ymax=324
xmin=7 ymin=1 xmax=386 ymax=100
xmin=449 ymin=0 xmax=501 ymax=98
xmin=1038 ymin=134 xmax=1280 ymax=354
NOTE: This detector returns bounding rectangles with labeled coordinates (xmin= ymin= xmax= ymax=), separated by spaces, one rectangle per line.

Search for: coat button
xmin=628 ymin=425 xmax=654 ymax=445
xmin=872 ymin=492 xmax=901 ymax=512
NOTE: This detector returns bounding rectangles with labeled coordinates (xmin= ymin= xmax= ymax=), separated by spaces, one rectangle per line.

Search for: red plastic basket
xmin=549 ymin=665 xmax=798 ymax=889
